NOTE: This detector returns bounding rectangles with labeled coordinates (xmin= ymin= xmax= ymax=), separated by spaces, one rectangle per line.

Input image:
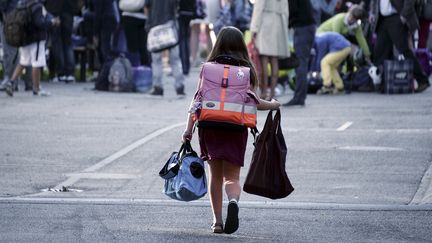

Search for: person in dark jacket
xmin=283 ymin=0 xmax=316 ymax=107
xmin=4 ymin=0 xmax=60 ymax=97
xmin=369 ymin=0 xmax=430 ymax=93
xmin=45 ymin=0 xmax=79 ymax=83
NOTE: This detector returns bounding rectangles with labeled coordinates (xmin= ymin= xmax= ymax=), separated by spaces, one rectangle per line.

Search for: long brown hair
xmin=207 ymin=26 xmax=258 ymax=89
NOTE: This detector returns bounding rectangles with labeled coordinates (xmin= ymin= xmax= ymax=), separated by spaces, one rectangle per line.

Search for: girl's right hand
xmin=182 ymin=130 xmax=193 ymax=143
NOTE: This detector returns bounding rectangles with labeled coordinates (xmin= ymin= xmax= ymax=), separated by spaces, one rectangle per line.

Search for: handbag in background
xmin=159 ymin=141 xmax=207 ymax=202
xmin=147 ymin=20 xmax=179 ymax=53
xmin=243 ymin=110 xmax=294 ymax=199
xmin=383 ymin=55 xmax=414 ymax=94
xmin=247 ymin=40 xmax=262 ymax=78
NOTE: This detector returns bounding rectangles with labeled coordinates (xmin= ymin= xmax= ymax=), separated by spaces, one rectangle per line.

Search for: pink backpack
xmin=193 ymin=62 xmax=259 ymax=129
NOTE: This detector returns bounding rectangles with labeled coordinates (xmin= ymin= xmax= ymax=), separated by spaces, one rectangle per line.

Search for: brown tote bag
xmin=243 ymin=110 xmax=294 ymax=199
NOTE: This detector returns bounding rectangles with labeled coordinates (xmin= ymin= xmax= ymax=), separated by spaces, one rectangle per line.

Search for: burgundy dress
xmin=198 ymin=127 xmax=248 ymax=167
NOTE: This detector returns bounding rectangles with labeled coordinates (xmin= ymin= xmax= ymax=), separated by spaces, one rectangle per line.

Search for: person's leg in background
xmin=51 ymin=15 xmax=65 ymax=81
xmin=60 ymin=12 xmax=76 ymax=83
xmin=284 ymin=25 xmax=316 ymax=106
xmin=99 ymin=18 xmax=117 ymax=64
xmin=318 ymin=47 xmax=351 ymax=94
xmin=137 ymin=18 xmax=151 ymax=66
xmin=178 ymin=15 xmax=192 ymax=75
xmin=149 ymin=51 xmax=164 ymax=95
xmin=0 ymin=21 xmax=19 ymax=90
xmin=259 ymin=55 xmax=269 ymax=99
xmin=387 ymin=16 xmax=430 ymax=92
xmin=31 ymin=41 xmax=49 ymax=96
xmin=269 ymin=56 xmax=279 ymax=99
xmin=418 ymin=19 xmax=430 ymax=49
xmin=168 ymin=45 xmax=185 ymax=95
xmin=190 ymin=22 xmax=201 ymax=67
xmin=372 ymin=17 xmax=393 ymax=68
xmin=328 ymin=47 xmax=351 ymax=92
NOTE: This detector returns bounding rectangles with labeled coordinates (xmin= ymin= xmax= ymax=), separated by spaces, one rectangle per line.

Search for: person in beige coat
xmin=250 ymin=0 xmax=290 ymax=100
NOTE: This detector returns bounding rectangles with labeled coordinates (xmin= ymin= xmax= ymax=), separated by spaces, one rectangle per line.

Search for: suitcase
xmin=133 ymin=66 xmax=152 ymax=93
xmin=383 ymin=58 xmax=414 ymax=94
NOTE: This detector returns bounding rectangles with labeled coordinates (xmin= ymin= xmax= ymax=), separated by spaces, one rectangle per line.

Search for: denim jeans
xmin=151 ymin=45 xmax=184 ymax=89
xmin=51 ymin=12 xmax=75 ymax=76
xmin=0 ymin=21 xmax=18 ymax=79
xmin=293 ymin=24 xmax=316 ymax=102
xmin=178 ymin=16 xmax=192 ymax=75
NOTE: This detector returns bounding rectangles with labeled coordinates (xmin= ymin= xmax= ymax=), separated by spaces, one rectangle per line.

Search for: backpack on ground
xmin=108 ymin=55 xmax=134 ymax=92
xmin=344 ymin=66 xmax=375 ymax=92
xmin=3 ymin=0 xmax=37 ymax=47
xmin=193 ymin=57 xmax=259 ymax=130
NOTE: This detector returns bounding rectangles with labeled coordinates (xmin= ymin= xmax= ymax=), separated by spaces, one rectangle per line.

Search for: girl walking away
xmin=182 ymin=26 xmax=280 ymax=234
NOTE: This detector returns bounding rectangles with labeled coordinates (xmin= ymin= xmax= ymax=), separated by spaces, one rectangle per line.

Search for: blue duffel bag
xmin=159 ymin=141 xmax=207 ymax=201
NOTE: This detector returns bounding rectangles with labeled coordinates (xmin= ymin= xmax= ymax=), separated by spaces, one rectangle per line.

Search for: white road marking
xmin=376 ymin=129 xmax=432 ymax=133
xmin=337 ymin=146 xmax=405 ymax=152
xmin=66 ymin=173 xmax=140 ymax=180
xmin=410 ymin=162 xmax=432 ymax=205
xmin=337 ymin=121 xmax=353 ymax=131
xmin=50 ymin=122 xmax=185 ymax=190
xmin=84 ymin=122 xmax=185 ymax=173
xmin=1 ymin=197 xmax=432 ymax=211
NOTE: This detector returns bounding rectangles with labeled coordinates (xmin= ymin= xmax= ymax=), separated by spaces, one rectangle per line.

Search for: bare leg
xmin=269 ymin=56 xmax=279 ymax=99
xmin=207 ymin=159 xmax=224 ymax=225
xmin=32 ymin=67 xmax=41 ymax=92
xmin=223 ymin=161 xmax=241 ymax=202
xmin=11 ymin=64 xmax=25 ymax=82
xmin=260 ymin=55 xmax=269 ymax=99
xmin=190 ymin=23 xmax=200 ymax=65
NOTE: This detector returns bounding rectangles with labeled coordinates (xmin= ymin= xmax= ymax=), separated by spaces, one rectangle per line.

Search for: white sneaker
xmin=66 ymin=75 xmax=75 ymax=83
xmin=33 ymin=89 xmax=51 ymax=97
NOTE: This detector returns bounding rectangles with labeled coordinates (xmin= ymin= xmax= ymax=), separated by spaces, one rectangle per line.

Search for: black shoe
xmin=415 ymin=82 xmax=430 ymax=93
xmin=176 ymin=84 xmax=185 ymax=96
xmin=4 ymin=81 xmax=14 ymax=97
xmin=149 ymin=86 xmax=163 ymax=96
xmin=283 ymin=99 xmax=305 ymax=107
xmin=224 ymin=200 xmax=239 ymax=234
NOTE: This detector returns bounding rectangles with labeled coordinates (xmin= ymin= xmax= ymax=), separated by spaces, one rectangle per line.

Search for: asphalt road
xmin=0 ymin=67 xmax=431 ymax=242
